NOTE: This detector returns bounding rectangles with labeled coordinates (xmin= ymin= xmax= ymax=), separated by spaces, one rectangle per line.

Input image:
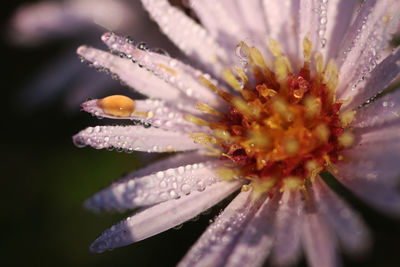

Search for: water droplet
xmin=137 ymin=42 xmax=149 ymax=51
xmin=98 ymin=95 xmax=135 ymax=117
xmin=181 ymin=184 xmax=191 ymax=195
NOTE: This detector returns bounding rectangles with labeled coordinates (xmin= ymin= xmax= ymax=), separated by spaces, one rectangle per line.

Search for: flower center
xmin=188 ymin=37 xmax=355 ymax=193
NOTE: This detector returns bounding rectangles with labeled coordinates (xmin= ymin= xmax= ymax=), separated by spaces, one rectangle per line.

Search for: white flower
xmin=74 ymin=0 xmax=400 ymax=266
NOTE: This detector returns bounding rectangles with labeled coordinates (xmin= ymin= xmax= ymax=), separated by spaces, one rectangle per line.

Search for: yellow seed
xmin=281 ymin=176 xmax=302 ymax=191
xmin=98 ymin=95 xmax=135 ymax=117
xmin=223 ymin=69 xmax=242 ymax=91
xmin=338 ymin=131 xmax=355 ymax=148
xmin=284 ymin=138 xmax=299 ymax=156
xmin=340 ymin=110 xmax=356 ymax=127
xmin=315 ymin=124 xmax=330 ymax=143
xmin=196 ymin=102 xmax=225 ymax=118
xmin=184 ymin=114 xmax=210 ymax=126
xmin=303 ymin=34 xmax=312 ymax=62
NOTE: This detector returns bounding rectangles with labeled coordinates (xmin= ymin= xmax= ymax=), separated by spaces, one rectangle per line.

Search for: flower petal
xmin=225 ymin=193 xmax=281 ymax=267
xmin=313 ymin=178 xmax=371 ymax=255
xmin=351 ymin=88 xmax=400 ymax=129
xmin=73 ymin=125 xmax=201 ymax=152
xmin=85 ymin=158 xmax=225 ymax=212
xmin=343 ymin=47 xmax=400 ymax=110
xmin=337 ymin=0 xmax=400 ymax=98
xmin=140 ymin=0 xmax=229 ymax=76
xmin=323 ymin=0 xmax=357 ymax=61
xmin=81 ymin=99 xmax=206 ymax=133
xmin=270 ymin=190 xmax=303 ymax=266
xmin=100 ymin=32 xmax=224 ymax=107
xmin=178 ymin=190 xmax=267 ymax=267
xmin=262 ymin=0 xmax=300 ymax=64
xmin=301 ymin=211 xmax=339 ymax=267
xmin=89 ymin=179 xmax=243 ymax=253
xmin=77 ymin=45 xmax=182 ymax=101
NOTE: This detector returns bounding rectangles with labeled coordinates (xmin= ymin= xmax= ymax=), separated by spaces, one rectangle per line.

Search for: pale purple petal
xmin=73 ymin=125 xmax=202 ymax=152
xmin=263 ymin=0 xmax=300 ymax=64
xmin=77 ymin=45 xmax=183 ymax=101
xmin=337 ymin=0 xmax=400 ymax=98
xmin=338 ymin=122 xmax=400 ymax=185
xmin=351 ymin=88 xmax=400 ymax=129
xmin=178 ymin=190 xmax=267 ymax=267
xmin=298 ymin=0 xmax=326 ymax=57
xmin=101 ymin=33 xmax=225 ymax=107
xmin=188 ymin=1 xmax=242 ymax=51
xmin=323 ymin=0 xmax=357 ymax=61
xmin=85 ymin=158 xmax=226 ymax=212
xmin=342 ymin=47 xmax=400 ymax=110
xmin=90 ymin=180 xmax=243 ymax=253
xmin=270 ymin=190 xmax=303 ymax=266
xmin=81 ymin=99 xmax=207 ymax=133
xmin=140 ymin=0 xmax=230 ymax=76
xmin=313 ymin=179 xmax=371 ymax=255
xmin=301 ymin=211 xmax=339 ymax=267
xmin=225 ymin=194 xmax=281 ymax=267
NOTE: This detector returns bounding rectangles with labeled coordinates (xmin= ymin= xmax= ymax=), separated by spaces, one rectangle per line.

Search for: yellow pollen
xmin=252 ymin=178 xmax=276 ymax=195
xmin=241 ymin=184 xmax=252 ymax=192
xmin=340 ymin=110 xmax=356 ymax=127
xmin=338 ymin=131 xmax=355 ymax=148
xmin=234 ymin=66 xmax=249 ymax=86
xmin=183 ymin=114 xmax=210 ymax=126
xmin=304 ymin=95 xmax=322 ymax=118
xmin=383 ymin=13 xmax=392 ymax=24
xmin=314 ymin=52 xmax=325 ymax=74
xmin=214 ymin=129 xmax=232 ymax=141
xmin=216 ymin=168 xmax=240 ymax=180
xmin=232 ymin=97 xmax=261 ymax=118
xmin=98 ymin=95 xmax=135 ymax=117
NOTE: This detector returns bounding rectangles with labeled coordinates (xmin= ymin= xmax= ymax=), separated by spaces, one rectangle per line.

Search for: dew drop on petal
xmin=97 ymin=95 xmax=135 ymax=117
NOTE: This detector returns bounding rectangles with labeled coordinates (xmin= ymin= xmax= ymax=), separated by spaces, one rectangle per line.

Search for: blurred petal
xmin=313 ymin=178 xmax=371 ymax=255
xmin=140 ymin=0 xmax=230 ymax=76
xmin=343 ymin=47 xmax=400 ymax=110
xmin=301 ymin=211 xmax=339 ymax=267
xmin=225 ymin=193 xmax=281 ymax=267
xmin=337 ymin=0 xmax=400 ymax=98
xmin=178 ymin=190 xmax=267 ymax=267
xmin=271 ymin=190 xmax=303 ymax=266
xmin=73 ymin=125 xmax=201 ymax=152
xmin=90 ymin=179 xmax=243 ymax=253
xmin=85 ymin=158 xmax=225 ymax=212
xmin=351 ymin=88 xmax=400 ymax=129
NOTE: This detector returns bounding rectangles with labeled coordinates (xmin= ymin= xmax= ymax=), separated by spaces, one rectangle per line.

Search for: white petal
xmin=90 ymin=180 xmax=243 ymax=253
xmin=351 ymin=88 xmax=400 ymax=129
xmin=270 ymin=190 xmax=303 ymax=266
xmin=85 ymin=158 xmax=226 ymax=212
xmin=81 ymin=99 xmax=207 ymax=133
xmin=178 ymin=190 xmax=267 ymax=267
xmin=73 ymin=125 xmax=201 ymax=152
xmin=263 ymin=0 xmax=300 ymax=64
xmin=101 ymin=32 xmax=224 ymax=107
xmin=301 ymin=211 xmax=339 ymax=267
xmin=225 ymin=194 xmax=281 ymax=267
xmin=76 ymin=45 xmax=182 ymax=101
xmin=322 ymin=0 xmax=357 ymax=61
xmin=313 ymin=178 xmax=371 ymax=255
xmin=337 ymin=0 xmax=400 ymax=98
xmin=140 ymin=0 xmax=229 ymax=76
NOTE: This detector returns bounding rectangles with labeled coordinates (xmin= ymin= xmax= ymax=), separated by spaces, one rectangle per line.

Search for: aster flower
xmin=74 ymin=0 xmax=400 ymax=266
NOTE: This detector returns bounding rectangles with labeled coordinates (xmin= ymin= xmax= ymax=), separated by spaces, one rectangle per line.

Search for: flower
xmin=73 ymin=0 xmax=400 ymax=266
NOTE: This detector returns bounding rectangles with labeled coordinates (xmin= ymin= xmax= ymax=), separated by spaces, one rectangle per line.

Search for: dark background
xmin=1 ymin=1 xmax=400 ymax=266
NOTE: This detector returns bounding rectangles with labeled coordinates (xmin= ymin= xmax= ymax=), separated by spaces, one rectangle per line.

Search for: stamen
xmin=196 ymin=102 xmax=225 ymax=118
xmin=190 ymin=133 xmax=217 ymax=144
xmin=223 ymin=69 xmax=242 ymax=91
xmin=338 ymin=131 xmax=355 ymax=148
xmin=340 ymin=110 xmax=356 ymax=127
xmin=183 ymin=114 xmax=210 ymax=126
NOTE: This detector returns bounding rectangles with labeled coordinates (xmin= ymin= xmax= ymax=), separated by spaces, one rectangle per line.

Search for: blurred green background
xmin=2 ymin=1 xmax=400 ymax=266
